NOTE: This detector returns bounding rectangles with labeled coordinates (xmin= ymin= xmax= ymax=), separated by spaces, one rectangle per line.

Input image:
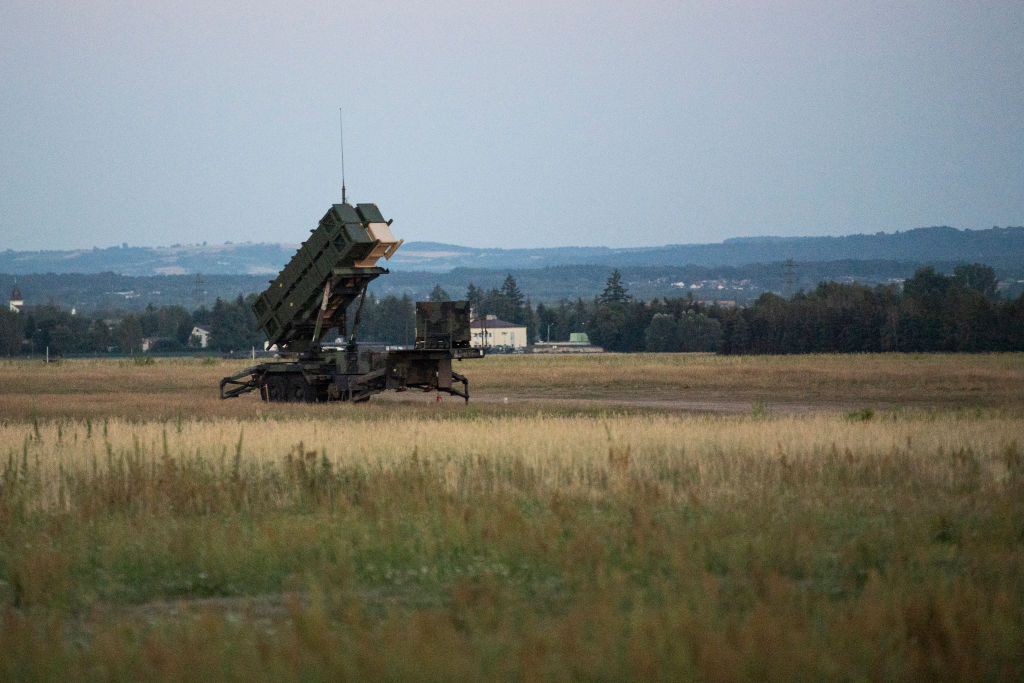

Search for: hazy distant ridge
xmin=390 ymin=226 xmax=1024 ymax=272
xmin=1 ymin=226 xmax=1022 ymax=276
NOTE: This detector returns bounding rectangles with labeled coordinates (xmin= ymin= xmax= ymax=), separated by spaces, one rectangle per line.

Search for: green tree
xmin=902 ymin=268 xmax=954 ymax=351
xmin=356 ymin=294 xmax=416 ymax=345
xmin=428 ymin=284 xmax=451 ymax=302
xmin=535 ymin=302 xmax=558 ymax=342
xmin=88 ymin=319 xmax=113 ymax=353
xmin=115 ymin=315 xmax=144 ymax=354
xmin=645 ymin=313 xmax=678 ymax=352
xmin=677 ymin=310 xmax=722 ymax=352
xmin=24 ymin=305 xmax=90 ymax=355
xmin=375 ymin=294 xmax=415 ymax=344
xmin=140 ymin=303 xmax=160 ymax=337
xmin=953 ymin=263 xmax=998 ymax=300
xmin=209 ymin=295 xmax=262 ymax=352
xmin=590 ymin=270 xmax=636 ymax=351
xmin=903 ymin=267 xmax=951 ymax=306
xmin=523 ymin=297 xmax=538 ymax=343
xmin=715 ymin=309 xmax=750 ymax=355
xmin=590 ymin=302 xmax=627 ymax=351
xmin=621 ymin=300 xmax=650 ymax=352
xmin=476 ymin=275 xmax=527 ymax=324
xmin=0 ymin=309 xmax=24 ymax=356
xmin=588 ymin=272 xmax=621 ymax=349
xmin=136 ymin=303 xmax=194 ymax=349
xmin=598 ymin=269 xmax=629 ymax=305
xmin=465 ymin=283 xmax=484 ymax=315
xmin=175 ymin=318 xmax=195 ymax=346
xmin=499 ymin=274 xmax=525 ymax=323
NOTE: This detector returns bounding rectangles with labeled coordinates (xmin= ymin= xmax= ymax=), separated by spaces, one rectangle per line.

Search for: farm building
xmin=190 ymin=326 xmax=211 ymax=348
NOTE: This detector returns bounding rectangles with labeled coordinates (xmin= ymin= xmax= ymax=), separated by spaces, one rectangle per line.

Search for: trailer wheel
xmin=288 ymin=375 xmax=315 ymax=403
xmin=265 ymin=375 xmax=287 ymax=402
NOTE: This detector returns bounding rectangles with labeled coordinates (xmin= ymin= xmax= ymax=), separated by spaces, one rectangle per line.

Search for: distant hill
xmin=391 ymin=226 xmax=1024 ymax=272
xmin=3 ymin=226 xmax=1022 ymax=312
xmin=0 ymin=242 xmax=298 ymax=277
xmin=2 ymin=225 xmax=1022 ymax=276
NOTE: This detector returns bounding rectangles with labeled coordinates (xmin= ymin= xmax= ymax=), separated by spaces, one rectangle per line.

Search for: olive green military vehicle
xmin=219 ymin=201 xmax=482 ymax=403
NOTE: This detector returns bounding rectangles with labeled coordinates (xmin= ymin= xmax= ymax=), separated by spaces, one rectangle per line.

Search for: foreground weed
xmin=846 ymin=407 xmax=875 ymax=422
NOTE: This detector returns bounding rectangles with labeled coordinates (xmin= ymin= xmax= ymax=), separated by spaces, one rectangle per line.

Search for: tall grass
xmin=2 ymin=411 xmax=1021 ymax=509
xmin=1 ymin=407 xmax=1022 ymax=678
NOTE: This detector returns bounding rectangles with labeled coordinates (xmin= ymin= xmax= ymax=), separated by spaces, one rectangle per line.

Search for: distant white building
xmin=9 ymin=283 xmax=23 ymax=313
xmin=470 ymin=315 xmax=527 ymax=350
xmin=190 ymin=326 xmax=211 ymax=348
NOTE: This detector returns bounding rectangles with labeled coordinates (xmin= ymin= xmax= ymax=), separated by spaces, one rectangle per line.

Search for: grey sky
xmin=1 ymin=1 xmax=1022 ymax=251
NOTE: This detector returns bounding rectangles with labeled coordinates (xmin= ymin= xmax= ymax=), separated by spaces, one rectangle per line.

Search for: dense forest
xmin=714 ymin=265 xmax=1024 ymax=354
xmin=2 ymin=264 xmax=1021 ymax=357
xmin=442 ymin=263 xmax=1024 ymax=354
xmin=0 ymin=296 xmax=262 ymax=357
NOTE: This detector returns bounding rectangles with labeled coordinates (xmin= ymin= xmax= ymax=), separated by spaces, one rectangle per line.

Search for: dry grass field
xmin=1 ymin=354 xmax=1022 ymax=679
xmin=2 ymin=352 xmax=1022 ymax=419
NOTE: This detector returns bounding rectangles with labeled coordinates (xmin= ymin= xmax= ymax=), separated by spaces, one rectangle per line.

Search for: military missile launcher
xmin=219 ymin=202 xmax=482 ymax=403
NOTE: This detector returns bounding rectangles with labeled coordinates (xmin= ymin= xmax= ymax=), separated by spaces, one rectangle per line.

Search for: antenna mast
xmin=339 ymin=108 xmax=347 ymax=204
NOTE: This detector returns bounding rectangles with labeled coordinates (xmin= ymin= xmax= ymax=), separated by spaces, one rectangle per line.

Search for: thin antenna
xmin=193 ymin=273 xmax=204 ymax=310
xmin=338 ymin=108 xmax=347 ymax=204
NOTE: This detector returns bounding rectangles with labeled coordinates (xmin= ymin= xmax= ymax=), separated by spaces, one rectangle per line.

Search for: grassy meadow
xmin=1 ymin=354 xmax=1022 ymax=679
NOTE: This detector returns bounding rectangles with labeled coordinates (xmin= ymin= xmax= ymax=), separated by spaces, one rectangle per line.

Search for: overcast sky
xmin=1 ymin=1 xmax=1022 ymax=251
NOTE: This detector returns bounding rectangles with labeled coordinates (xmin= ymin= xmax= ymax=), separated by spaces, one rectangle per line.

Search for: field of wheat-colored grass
xmin=2 ymin=352 xmax=1022 ymax=420
xmin=3 ymin=410 xmax=1021 ymax=507
xmin=1 ymin=354 xmax=1022 ymax=679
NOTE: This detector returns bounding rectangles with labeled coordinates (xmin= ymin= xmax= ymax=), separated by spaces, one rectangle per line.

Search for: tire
xmin=265 ymin=375 xmax=288 ymax=402
xmin=287 ymin=375 xmax=315 ymax=403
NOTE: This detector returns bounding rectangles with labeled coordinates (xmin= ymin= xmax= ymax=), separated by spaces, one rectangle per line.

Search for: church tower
xmin=9 ymin=282 xmax=23 ymax=313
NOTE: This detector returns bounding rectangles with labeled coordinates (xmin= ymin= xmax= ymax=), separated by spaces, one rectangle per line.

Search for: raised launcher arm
xmin=252 ymin=202 xmax=402 ymax=353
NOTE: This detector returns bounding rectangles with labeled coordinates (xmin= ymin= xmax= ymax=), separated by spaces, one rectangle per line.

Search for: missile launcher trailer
xmin=219 ymin=202 xmax=482 ymax=403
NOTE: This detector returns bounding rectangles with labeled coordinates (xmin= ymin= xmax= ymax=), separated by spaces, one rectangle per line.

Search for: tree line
xmin=2 ymin=263 xmax=1021 ymax=356
xmin=714 ymin=264 xmax=1024 ymax=354
xmin=453 ymin=263 xmax=1024 ymax=354
xmin=0 ymin=295 xmax=262 ymax=356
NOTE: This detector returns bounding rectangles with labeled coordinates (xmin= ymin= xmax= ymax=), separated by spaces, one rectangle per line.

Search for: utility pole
xmin=193 ymin=273 xmax=204 ymax=310
xmin=783 ymin=259 xmax=795 ymax=299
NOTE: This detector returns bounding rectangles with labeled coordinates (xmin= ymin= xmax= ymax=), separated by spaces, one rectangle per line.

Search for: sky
xmin=1 ymin=0 xmax=1022 ymax=251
